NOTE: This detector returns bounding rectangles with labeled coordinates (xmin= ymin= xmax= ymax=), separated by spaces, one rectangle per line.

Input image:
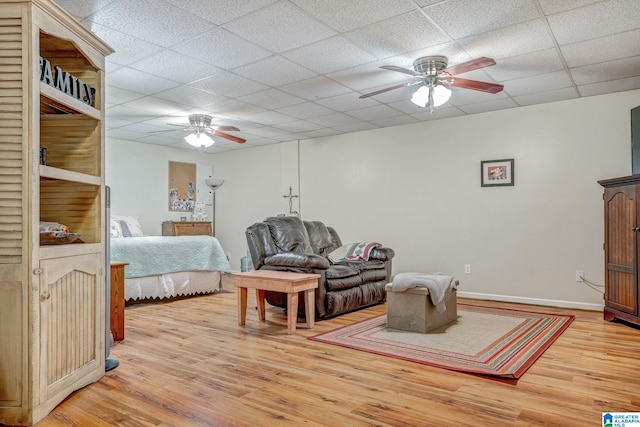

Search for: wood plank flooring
xmin=34 ymin=285 xmax=640 ymax=427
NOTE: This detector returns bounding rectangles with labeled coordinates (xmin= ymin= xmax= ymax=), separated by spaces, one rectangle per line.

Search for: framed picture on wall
xmin=481 ymin=159 xmax=514 ymax=187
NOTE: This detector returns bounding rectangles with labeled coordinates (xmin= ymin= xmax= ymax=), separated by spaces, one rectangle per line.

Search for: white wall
xmin=105 ymin=140 xmax=216 ymax=236
xmin=107 ymin=89 xmax=640 ymax=309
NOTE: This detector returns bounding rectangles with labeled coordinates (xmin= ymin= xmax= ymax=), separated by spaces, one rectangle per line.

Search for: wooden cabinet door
xmin=604 ymin=185 xmax=638 ymax=315
xmin=38 ymin=253 xmax=104 ymax=404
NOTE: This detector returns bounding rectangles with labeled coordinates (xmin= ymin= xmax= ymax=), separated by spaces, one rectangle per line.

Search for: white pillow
xmin=112 ymin=215 xmax=144 ymax=237
xmin=110 ymin=219 xmax=123 ymax=238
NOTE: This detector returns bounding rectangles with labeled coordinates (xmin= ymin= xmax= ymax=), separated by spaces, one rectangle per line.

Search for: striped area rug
xmin=309 ymin=304 xmax=574 ymax=379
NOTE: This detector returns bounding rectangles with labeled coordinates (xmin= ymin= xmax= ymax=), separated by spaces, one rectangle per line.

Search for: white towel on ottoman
xmin=391 ymin=272 xmax=457 ymax=313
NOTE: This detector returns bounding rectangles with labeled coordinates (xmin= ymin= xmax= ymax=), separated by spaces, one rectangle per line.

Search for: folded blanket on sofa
xmin=328 ymin=242 xmax=381 ymax=263
xmin=391 ymin=272 xmax=457 ymax=313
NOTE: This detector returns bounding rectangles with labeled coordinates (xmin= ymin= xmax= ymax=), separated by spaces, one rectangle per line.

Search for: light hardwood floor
xmin=34 ymin=284 xmax=640 ymax=427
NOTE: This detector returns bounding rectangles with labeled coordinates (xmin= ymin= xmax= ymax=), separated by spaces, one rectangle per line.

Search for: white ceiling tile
xmin=328 ymin=61 xmax=409 ymax=91
xmin=107 ymin=67 xmax=181 ymax=95
xmin=547 ymin=0 xmax=640 ymax=45
xmin=170 ymin=27 xmax=272 ymax=69
xmin=333 ymin=122 xmax=378 ymax=133
xmin=189 ymin=72 xmax=269 ymax=98
xmin=424 ymin=0 xmax=539 ymax=39
xmin=345 ymin=11 xmax=449 ymax=59
xmin=276 ymin=120 xmax=323 ymax=133
xmin=223 ymin=1 xmax=337 ymax=53
xmin=504 ymin=70 xmax=574 ymax=97
xmin=449 ymin=88 xmax=508 ymax=106
xmin=53 ymin=0 xmax=117 ymax=19
xmin=164 ymin=0 xmax=277 ymax=25
xmin=307 ymin=113 xmax=363 ymax=127
xmin=89 ymin=23 xmax=165 ymax=66
xmin=283 ymin=36 xmax=377 ymax=74
xmin=346 ymin=104 xmax=405 ymax=121
xmin=242 ymin=110 xmax=297 ymax=126
xmin=129 ymin=50 xmax=221 ymax=84
xmin=233 ymin=56 xmax=317 ymax=86
xmin=571 ymin=56 xmax=640 ymax=85
xmin=107 ymin=128 xmax=150 ymax=141
xmin=578 ymin=76 xmax=640 ymax=97
xmin=238 ymin=89 xmax=305 ymax=109
xmin=302 ymin=128 xmax=343 ymax=138
xmin=370 ymin=115 xmax=420 ymax=128
xmin=276 ymin=102 xmax=335 ymax=120
xmin=203 ymin=99 xmax=266 ymax=117
xmin=153 ymin=86 xmax=228 ymax=108
xmin=456 ymin=98 xmax=518 ymax=115
xmin=105 ymin=117 xmax=135 ymax=129
xmin=280 ymin=76 xmax=352 ymax=100
xmin=290 ymin=0 xmax=414 ymax=32
xmin=458 ymin=20 xmax=556 ymax=61
xmin=49 ymin=0 xmax=640 ymax=153
xmin=537 ymin=0 xmax=601 ymax=15
xmin=513 ymin=87 xmax=578 ymax=106
xmin=483 ymin=49 xmax=565 ymax=82
xmin=105 ymin=86 xmax=145 ymax=105
xmin=118 ymin=96 xmax=192 ymax=116
xmin=315 ymin=92 xmax=378 ymax=111
xmin=88 ymin=0 xmax=214 ymax=47
xmin=560 ymin=29 xmax=640 ymax=68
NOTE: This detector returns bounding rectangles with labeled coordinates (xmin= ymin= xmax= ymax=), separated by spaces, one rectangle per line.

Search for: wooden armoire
xmin=0 ymin=1 xmax=113 ymax=425
xmin=599 ymin=175 xmax=640 ymax=327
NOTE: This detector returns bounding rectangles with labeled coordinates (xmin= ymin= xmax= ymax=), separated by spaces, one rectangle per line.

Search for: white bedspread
xmin=391 ymin=272 xmax=457 ymax=313
xmin=111 ymin=235 xmax=231 ymax=278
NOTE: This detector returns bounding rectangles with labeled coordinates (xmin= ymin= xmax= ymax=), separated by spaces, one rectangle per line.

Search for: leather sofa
xmin=245 ymin=216 xmax=395 ymax=319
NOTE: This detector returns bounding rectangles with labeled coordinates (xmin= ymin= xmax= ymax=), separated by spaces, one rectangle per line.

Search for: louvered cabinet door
xmin=37 ymin=254 xmax=104 ymax=409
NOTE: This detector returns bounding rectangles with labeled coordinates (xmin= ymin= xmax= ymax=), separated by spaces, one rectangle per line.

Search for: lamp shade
xmin=185 ymin=132 xmax=214 ymax=148
xmin=410 ymin=84 xmax=451 ymax=108
xmin=205 ymin=178 xmax=224 ymax=191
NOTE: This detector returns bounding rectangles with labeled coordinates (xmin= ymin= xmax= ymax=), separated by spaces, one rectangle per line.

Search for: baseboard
xmin=457 ymin=291 xmax=603 ymax=312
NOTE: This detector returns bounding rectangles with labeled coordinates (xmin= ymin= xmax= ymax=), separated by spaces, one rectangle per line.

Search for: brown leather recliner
xmin=245 ymin=216 xmax=395 ymax=319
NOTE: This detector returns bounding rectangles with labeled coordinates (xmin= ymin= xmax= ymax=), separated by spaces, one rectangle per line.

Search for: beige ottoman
xmin=385 ymin=283 xmax=457 ymax=333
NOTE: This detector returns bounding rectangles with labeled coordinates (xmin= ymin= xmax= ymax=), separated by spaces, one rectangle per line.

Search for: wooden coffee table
xmin=233 ymin=270 xmax=320 ymax=334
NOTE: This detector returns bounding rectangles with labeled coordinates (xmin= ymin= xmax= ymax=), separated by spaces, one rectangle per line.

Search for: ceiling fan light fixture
xmin=410 ymin=84 xmax=451 ymax=108
xmin=185 ymin=132 xmax=214 ymax=148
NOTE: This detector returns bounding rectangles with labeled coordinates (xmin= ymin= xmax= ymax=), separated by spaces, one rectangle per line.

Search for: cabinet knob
xmin=634 ymin=227 xmax=640 ymax=232
xmin=41 ymin=291 xmax=51 ymax=301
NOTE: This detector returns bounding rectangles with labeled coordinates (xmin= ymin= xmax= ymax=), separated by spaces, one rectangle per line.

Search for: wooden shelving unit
xmin=0 ymin=1 xmax=113 ymax=425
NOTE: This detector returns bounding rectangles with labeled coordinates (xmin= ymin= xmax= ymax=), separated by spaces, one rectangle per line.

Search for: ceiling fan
xmin=359 ymin=56 xmax=504 ymax=113
xmin=150 ymin=114 xmax=246 ymax=148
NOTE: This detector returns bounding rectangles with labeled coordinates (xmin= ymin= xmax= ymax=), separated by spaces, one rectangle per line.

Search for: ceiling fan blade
xmin=212 ymin=125 xmax=240 ymax=132
xmin=448 ymin=77 xmax=504 ymax=94
xmin=380 ymin=65 xmax=421 ymax=76
xmin=442 ymin=57 xmax=496 ymax=76
xmin=212 ymin=130 xmax=246 ymax=144
xmin=359 ymin=80 xmax=421 ymax=99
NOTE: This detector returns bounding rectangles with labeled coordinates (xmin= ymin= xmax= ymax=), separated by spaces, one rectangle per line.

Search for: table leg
xmin=304 ymin=289 xmax=315 ymax=329
xmin=286 ymin=291 xmax=299 ymax=334
xmin=256 ymin=289 xmax=266 ymax=322
xmin=237 ymin=286 xmax=248 ymax=326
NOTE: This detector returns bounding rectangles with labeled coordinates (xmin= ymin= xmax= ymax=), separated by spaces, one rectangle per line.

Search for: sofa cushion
xmin=325 ymin=264 xmax=359 ymax=279
xmin=265 ymin=216 xmax=311 ymax=254
xmin=326 ymin=275 xmax=363 ymax=291
xmin=304 ymin=221 xmax=338 ymax=257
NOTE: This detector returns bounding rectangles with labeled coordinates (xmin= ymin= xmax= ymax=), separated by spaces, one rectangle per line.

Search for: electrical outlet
xmin=464 ymin=264 xmax=471 ymax=275
xmin=575 ymin=270 xmax=584 ymax=282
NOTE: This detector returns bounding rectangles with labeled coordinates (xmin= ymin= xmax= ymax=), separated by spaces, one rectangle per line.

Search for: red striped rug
xmin=309 ymin=303 xmax=574 ymax=379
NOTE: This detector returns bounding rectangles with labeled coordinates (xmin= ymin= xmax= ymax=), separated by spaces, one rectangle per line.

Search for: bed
xmin=110 ymin=216 xmax=231 ymax=302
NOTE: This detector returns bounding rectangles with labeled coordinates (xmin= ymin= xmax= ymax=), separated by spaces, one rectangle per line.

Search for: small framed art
xmin=481 ymin=159 xmax=514 ymax=187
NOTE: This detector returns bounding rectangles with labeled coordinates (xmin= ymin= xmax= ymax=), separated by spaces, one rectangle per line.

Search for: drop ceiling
xmin=53 ymin=0 xmax=640 ymax=153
